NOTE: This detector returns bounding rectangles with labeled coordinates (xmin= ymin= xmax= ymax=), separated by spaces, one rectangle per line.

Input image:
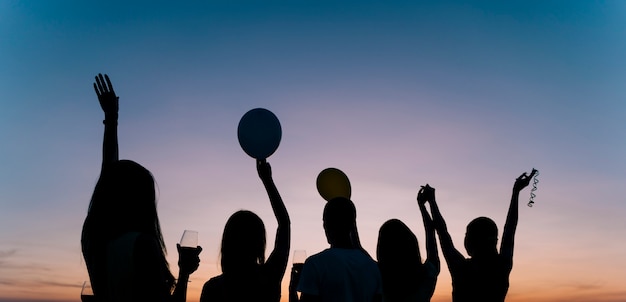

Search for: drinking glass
xmin=293 ymin=250 xmax=306 ymax=265
xmin=179 ymin=230 xmax=198 ymax=248
xmin=291 ymin=250 xmax=307 ymax=299
xmin=292 ymin=250 xmax=306 ymax=272
xmin=80 ymin=280 xmax=96 ymax=302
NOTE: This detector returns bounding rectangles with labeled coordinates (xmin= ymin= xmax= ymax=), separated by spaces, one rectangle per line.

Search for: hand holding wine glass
xmin=177 ymin=230 xmax=202 ymax=276
xmin=289 ymin=249 xmax=307 ymax=301
xmin=292 ymin=250 xmax=306 ymax=272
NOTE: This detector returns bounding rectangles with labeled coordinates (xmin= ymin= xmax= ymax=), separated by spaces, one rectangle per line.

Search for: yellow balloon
xmin=316 ymin=168 xmax=351 ymax=202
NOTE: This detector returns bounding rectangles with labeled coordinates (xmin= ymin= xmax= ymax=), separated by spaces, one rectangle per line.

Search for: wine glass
xmin=179 ymin=230 xmax=198 ymax=248
xmin=293 ymin=250 xmax=307 ymax=268
xmin=178 ymin=230 xmax=200 ymax=282
xmin=292 ymin=250 xmax=307 ymax=277
xmin=80 ymin=280 xmax=96 ymax=302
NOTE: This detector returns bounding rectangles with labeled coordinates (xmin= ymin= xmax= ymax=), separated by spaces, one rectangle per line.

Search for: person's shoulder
xmin=314 ymin=248 xmax=331 ymax=255
xmin=205 ymin=274 xmax=225 ymax=284
xmin=347 ymin=248 xmax=376 ymax=261
xmin=306 ymin=249 xmax=331 ymax=260
xmin=423 ymin=259 xmax=440 ymax=276
xmin=424 ymin=259 xmax=437 ymax=269
xmin=201 ymin=274 xmax=225 ymax=302
xmin=201 ymin=275 xmax=225 ymax=293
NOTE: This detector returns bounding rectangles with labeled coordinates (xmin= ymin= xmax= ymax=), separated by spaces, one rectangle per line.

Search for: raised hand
xmin=257 ymin=159 xmax=272 ymax=181
xmin=93 ymin=73 xmax=119 ymax=118
xmin=417 ymin=184 xmax=435 ymax=205
xmin=417 ymin=186 xmax=427 ymax=205
xmin=93 ymin=73 xmax=120 ymax=166
xmin=513 ymin=169 xmax=537 ymax=192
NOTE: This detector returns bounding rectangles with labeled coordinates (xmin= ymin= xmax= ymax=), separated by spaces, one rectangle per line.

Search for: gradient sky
xmin=1 ymin=1 xmax=625 ymax=302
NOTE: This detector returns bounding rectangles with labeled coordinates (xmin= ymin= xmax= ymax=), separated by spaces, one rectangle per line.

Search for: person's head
xmin=377 ymin=219 xmax=424 ymax=297
xmin=377 ymin=219 xmax=422 ymax=266
xmin=464 ymin=216 xmax=498 ymax=257
xmin=86 ymin=160 xmax=162 ymax=240
xmin=82 ymin=160 xmax=170 ymax=295
xmin=220 ymin=210 xmax=266 ymax=274
xmin=323 ymin=197 xmax=357 ymax=247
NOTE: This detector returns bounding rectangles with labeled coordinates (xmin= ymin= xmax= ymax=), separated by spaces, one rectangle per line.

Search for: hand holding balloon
xmin=257 ymin=159 xmax=272 ymax=182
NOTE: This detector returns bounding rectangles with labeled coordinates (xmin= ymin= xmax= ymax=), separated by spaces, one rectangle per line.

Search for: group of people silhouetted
xmin=81 ymin=74 xmax=537 ymax=302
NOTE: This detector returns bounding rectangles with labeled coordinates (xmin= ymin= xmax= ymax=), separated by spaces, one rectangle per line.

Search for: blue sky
xmin=1 ymin=1 xmax=625 ymax=301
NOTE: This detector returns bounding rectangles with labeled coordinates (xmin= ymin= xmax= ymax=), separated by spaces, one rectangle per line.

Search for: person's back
xmin=105 ymin=232 xmax=141 ymax=302
xmin=299 ymin=248 xmax=381 ymax=302
xmin=451 ymin=255 xmax=509 ymax=302
xmin=105 ymin=232 xmax=175 ymax=302
xmin=296 ymin=197 xmax=382 ymax=302
xmin=201 ymin=265 xmax=279 ymax=302
xmin=376 ymin=184 xmax=441 ymax=302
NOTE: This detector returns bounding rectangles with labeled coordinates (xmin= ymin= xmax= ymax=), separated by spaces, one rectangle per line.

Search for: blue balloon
xmin=237 ymin=108 xmax=282 ymax=159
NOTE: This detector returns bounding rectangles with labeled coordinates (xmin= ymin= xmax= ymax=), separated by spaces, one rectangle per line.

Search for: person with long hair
xmin=81 ymin=73 xmax=202 ymax=302
xmin=428 ymin=169 xmax=537 ymax=302
xmin=376 ymin=185 xmax=440 ymax=302
xmin=200 ymin=159 xmax=290 ymax=302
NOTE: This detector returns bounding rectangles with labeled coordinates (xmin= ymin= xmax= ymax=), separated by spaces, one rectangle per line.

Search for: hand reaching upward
xmin=417 ymin=184 xmax=435 ymax=205
xmin=257 ymin=159 xmax=273 ymax=181
xmin=93 ymin=73 xmax=119 ymax=166
xmin=513 ymin=169 xmax=537 ymax=193
xmin=93 ymin=73 xmax=118 ymax=118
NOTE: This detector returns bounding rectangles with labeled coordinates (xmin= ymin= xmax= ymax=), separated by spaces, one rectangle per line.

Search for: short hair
xmin=323 ymin=197 xmax=356 ymax=232
xmin=464 ymin=216 xmax=498 ymax=256
xmin=466 ymin=216 xmax=498 ymax=240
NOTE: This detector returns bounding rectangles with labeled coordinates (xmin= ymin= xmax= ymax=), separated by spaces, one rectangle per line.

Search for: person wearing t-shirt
xmin=294 ymin=197 xmax=382 ymax=302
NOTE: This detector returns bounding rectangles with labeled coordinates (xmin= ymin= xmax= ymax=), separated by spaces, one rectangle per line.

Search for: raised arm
xmin=500 ymin=169 xmax=536 ymax=269
xmin=424 ymin=185 xmax=464 ymax=267
xmin=257 ymin=159 xmax=291 ymax=280
xmin=93 ymin=73 xmax=119 ymax=168
xmin=417 ymin=187 xmax=439 ymax=272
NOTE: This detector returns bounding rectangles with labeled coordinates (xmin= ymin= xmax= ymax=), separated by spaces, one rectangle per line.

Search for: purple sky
xmin=1 ymin=1 xmax=625 ymax=301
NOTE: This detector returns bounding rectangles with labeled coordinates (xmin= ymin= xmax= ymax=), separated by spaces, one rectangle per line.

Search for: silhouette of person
xmin=376 ymin=185 xmax=440 ymax=302
xmin=81 ymin=73 xmax=202 ymax=302
xmin=427 ymin=169 xmax=537 ymax=302
xmin=200 ymin=159 xmax=290 ymax=302
xmin=295 ymin=197 xmax=382 ymax=302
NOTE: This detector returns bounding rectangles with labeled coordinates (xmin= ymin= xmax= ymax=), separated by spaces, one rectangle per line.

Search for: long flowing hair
xmin=81 ymin=160 xmax=173 ymax=296
xmin=219 ymin=210 xmax=266 ymax=274
xmin=377 ymin=219 xmax=426 ymax=300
